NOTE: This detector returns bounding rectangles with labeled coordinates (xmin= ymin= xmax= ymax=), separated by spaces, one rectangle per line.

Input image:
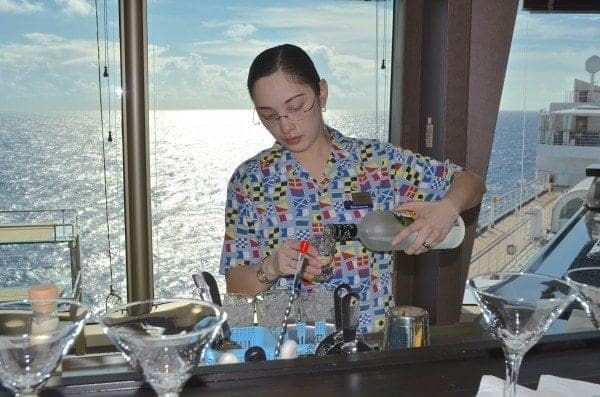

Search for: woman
xmin=219 ymin=44 xmax=485 ymax=333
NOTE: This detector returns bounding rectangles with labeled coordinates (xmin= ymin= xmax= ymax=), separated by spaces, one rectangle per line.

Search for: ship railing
xmin=0 ymin=209 xmax=79 ymax=243
xmin=0 ymin=209 xmax=82 ymax=302
xmin=470 ymin=212 xmax=540 ymax=276
xmin=538 ymin=129 xmax=600 ymax=147
xmin=564 ymin=90 xmax=600 ymax=103
xmin=476 ymin=170 xmax=552 ymax=234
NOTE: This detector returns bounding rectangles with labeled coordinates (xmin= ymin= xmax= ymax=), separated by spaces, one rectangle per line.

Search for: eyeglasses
xmin=256 ymin=95 xmax=317 ymax=127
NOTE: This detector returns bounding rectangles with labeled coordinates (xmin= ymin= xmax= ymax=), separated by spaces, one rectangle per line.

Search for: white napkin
xmin=476 ymin=375 xmax=537 ymax=397
xmin=476 ymin=375 xmax=600 ymax=396
xmin=537 ymin=375 xmax=600 ymax=396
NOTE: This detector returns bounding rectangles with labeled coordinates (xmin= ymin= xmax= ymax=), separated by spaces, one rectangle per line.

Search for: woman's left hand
xmin=391 ymin=199 xmax=460 ymax=255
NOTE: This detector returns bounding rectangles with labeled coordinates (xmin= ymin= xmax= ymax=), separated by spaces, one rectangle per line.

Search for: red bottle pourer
xmin=293 ymin=240 xmax=311 ymax=283
xmin=299 ymin=240 xmax=310 ymax=254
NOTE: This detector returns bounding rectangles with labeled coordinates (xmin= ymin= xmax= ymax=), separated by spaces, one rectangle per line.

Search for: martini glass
xmin=100 ymin=298 xmax=226 ymax=397
xmin=0 ymin=299 xmax=89 ymax=397
xmin=468 ymin=272 xmax=575 ymax=397
xmin=563 ymin=267 xmax=600 ymax=328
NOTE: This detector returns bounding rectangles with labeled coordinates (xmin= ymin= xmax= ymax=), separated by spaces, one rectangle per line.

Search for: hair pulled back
xmin=247 ymin=44 xmax=321 ymax=98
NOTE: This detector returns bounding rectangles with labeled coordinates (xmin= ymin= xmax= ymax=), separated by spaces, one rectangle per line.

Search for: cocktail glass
xmin=100 ymin=298 xmax=226 ymax=397
xmin=468 ymin=272 xmax=574 ymax=397
xmin=310 ymin=234 xmax=336 ymax=283
xmin=0 ymin=299 xmax=89 ymax=397
xmin=563 ymin=266 xmax=600 ymax=328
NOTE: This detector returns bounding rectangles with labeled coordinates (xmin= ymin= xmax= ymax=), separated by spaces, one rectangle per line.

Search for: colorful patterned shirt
xmin=219 ymin=126 xmax=462 ymax=333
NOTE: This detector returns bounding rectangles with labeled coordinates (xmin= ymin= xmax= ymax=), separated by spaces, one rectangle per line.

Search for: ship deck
xmin=469 ymin=187 xmax=564 ymax=277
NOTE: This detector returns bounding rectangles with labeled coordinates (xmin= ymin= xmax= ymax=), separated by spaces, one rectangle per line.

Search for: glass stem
xmin=14 ymin=387 xmax=38 ymax=397
xmin=504 ymin=353 xmax=523 ymax=397
xmin=158 ymin=393 xmax=179 ymax=397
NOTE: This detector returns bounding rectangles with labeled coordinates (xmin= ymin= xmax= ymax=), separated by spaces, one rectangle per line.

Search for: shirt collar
xmin=269 ymin=125 xmax=357 ymax=178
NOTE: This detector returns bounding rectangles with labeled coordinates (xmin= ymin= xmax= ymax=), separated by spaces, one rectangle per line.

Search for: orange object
xmin=299 ymin=240 xmax=310 ymax=254
xmin=29 ymin=284 xmax=59 ymax=299
xmin=28 ymin=284 xmax=59 ymax=314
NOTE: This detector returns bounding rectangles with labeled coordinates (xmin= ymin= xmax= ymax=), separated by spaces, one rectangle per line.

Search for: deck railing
xmin=564 ymin=89 xmax=600 ymax=103
xmin=0 ymin=209 xmax=78 ymax=244
xmin=538 ymin=129 xmax=600 ymax=147
xmin=476 ymin=171 xmax=552 ymax=234
xmin=470 ymin=213 xmax=539 ymax=276
xmin=0 ymin=209 xmax=81 ymax=302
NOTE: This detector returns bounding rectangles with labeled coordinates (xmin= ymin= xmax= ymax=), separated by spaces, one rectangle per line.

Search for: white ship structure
xmin=469 ymin=56 xmax=600 ymax=279
xmin=537 ymin=55 xmax=600 ymax=187
xmin=536 ymin=56 xmax=600 ymax=233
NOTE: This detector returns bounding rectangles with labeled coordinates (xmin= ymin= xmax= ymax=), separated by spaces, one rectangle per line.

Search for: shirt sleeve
xmin=218 ymin=165 xmax=263 ymax=276
xmin=387 ymin=144 xmax=463 ymax=202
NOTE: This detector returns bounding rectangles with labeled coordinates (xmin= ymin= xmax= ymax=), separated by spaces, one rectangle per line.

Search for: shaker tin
xmin=382 ymin=305 xmax=429 ymax=350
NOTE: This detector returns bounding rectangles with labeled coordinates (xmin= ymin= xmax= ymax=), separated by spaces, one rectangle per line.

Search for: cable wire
xmin=375 ymin=0 xmax=380 ymax=140
xmin=94 ymin=0 xmax=121 ymax=309
xmin=518 ymin=11 xmax=529 ymax=215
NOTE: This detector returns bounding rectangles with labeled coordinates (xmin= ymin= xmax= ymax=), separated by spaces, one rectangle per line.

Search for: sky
xmin=0 ymin=0 xmax=599 ymax=112
xmin=503 ymin=10 xmax=600 ymax=111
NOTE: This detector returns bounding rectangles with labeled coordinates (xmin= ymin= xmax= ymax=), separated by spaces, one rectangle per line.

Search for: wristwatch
xmin=256 ymin=267 xmax=275 ymax=285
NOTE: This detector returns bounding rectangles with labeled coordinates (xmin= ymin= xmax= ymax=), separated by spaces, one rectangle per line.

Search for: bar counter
xmin=5 ymin=322 xmax=600 ymax=397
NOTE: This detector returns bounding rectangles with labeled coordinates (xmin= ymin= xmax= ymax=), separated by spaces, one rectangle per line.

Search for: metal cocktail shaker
xmin=382 ymin=305 xmax=429 ymax=350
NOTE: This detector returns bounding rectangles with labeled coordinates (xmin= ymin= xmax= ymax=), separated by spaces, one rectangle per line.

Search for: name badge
xmin=343 ymin=192 xmax=373 ymax=210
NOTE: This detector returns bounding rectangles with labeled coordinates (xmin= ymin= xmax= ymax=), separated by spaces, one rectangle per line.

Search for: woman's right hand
xmin=263 ymin=239 xmax=322 ymax=281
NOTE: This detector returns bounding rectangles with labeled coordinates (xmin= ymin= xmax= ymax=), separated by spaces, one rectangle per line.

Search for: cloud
xmin=54 ymin=0 xmax=93 ymax=17
xmin=516 ymin=13 xmax=600 ymax=40
xmin=24 ymin=32 xmax=65 ymax=44
xmin=148 ymin=52 xmax=249 ymax=109
xmin=0 ymin=0 xmax=44 ymax=14
xmin=182 ymin=38 xmax=378 ymax=108
xmin=0 ymin=31 xmax=101 ymax=110
xmin=201 ymin=3 xmax=386 ymax=54
xmin=1 ymin=1 xmax=391 ymax=110
xmin=223 ymin=23 xmax=256 ymax=40
xmin=189 ymin=39 xmax=272 ymax=58
xmin=1 ymin=32 xmax=95 ymax=67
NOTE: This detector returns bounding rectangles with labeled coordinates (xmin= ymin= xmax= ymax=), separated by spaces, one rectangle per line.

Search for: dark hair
xmin=247 ymin=44 xmax=321 ymax=98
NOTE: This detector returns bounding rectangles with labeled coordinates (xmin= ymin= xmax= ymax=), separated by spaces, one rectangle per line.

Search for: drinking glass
xmin=255 ymin=289 xmax=302 ymax=328
xmin=563 ymin=267 xmax=600 ymax=328
xmin=310 ymin=234 xmax=336 ymax=283
xmin=0 ymin=299 xmax=89 ymax=397
xmin=468 ymin=272 xmax=575 ymax=397
xmin=298 ymin=283 xmax=335 ymax=323
xmin=221 ymin=293 xmax=255 ymax=327
xmin=100 ymin=298 xmax=226 ymax=397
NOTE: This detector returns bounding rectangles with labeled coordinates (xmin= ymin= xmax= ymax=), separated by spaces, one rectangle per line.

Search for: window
xmin=0 ymin=0 xmax=393 ymax=314
xmin=0 ymin=0 xmax=124 ymax=315
xmin=469 ymin=3 xmax=600 ymax=276
xmin=147 ymin=0 xmax=394 ymax=298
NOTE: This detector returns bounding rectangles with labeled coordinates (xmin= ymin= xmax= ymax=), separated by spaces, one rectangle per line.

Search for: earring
xmin=321 ymin=106 xmax=326 ymax=112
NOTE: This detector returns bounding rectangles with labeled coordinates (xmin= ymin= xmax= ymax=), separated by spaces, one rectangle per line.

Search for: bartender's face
xmin=252 ymin=70 xmax=328 ymax=154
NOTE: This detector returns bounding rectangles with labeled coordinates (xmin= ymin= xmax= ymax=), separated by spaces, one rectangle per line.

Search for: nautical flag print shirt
xmin=219 ymin=126 xmax=462 ymax=333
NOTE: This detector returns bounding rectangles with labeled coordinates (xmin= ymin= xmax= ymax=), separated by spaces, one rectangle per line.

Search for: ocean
xmin=0 ymin=109 xmax=538 ymax=315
